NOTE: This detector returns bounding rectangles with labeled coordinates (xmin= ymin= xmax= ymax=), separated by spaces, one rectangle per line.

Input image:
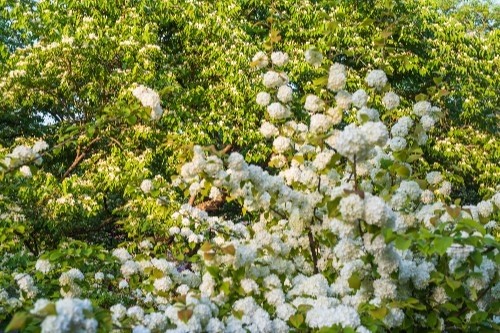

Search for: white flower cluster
xmin=132 ymin=85 xmax=163 ymax=120
xmin=59 ymin=268 xmax=84 ymax=298
xmin=2 ymin=140 xmax=49 ymax=170
xmin=327 ymin=63 xmax=347 ymax=92
xmin=32 ymin=298 xmax=98 ymax=333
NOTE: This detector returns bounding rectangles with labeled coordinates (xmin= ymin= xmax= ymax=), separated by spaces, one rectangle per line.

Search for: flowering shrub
xmin=1 ymin=47 xmax=499 ymax=333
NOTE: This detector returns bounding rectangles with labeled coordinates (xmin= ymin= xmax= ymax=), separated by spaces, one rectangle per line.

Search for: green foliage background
xmin=0 ymin=0 xmax=498 ymax=251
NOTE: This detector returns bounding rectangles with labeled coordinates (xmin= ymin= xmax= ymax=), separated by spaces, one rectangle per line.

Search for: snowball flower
xmin=267 ymin=102 xmax=290 ymax=120
xmin=389 ymin=137 xmax=407 ymax=151
xmin=252 ymin=51 xmax=269 ymax=69
xmin=391 ymin=116 xmax=413 ymax=137
xmin=112 ymin=248 xmax=132 ymax=262
xmin=420 ymin=115 xmax=436 ymax=131
xmin=305 ymin=48 xmax=323 ymax=66
xmin=32 ymin=140 xmax=49 ymax=153
xmin=335 ymin=90 xmax=351 ymax=109
xmin=382 ymin=92 xmax=400 ymax=110
xmin=357 ymin=107 xmax=379 ymax=123
xmin=304 ymin=95 xmax=325 ymax=113
xmin=327 ymin=63 xmax=347 ymax=91
xmin=277 ymin=85 xmax=293 ymax=103
xmin=351 ymin=89 xmax=368 ymax=108
xmin=256 ymin=92 xmax=271 ymax=106
xmin=35 ymin=259 xmax=52 ymax=274
xmin=273 ymin=136 xmax=292 ymax=154
xmin=340 ymin=194 xmax=365 ymax=223
xmin=309 ymin=114 xmax=333 ymax=134
xmin=19 ymin=165 xmax=32 ymax=177
xmin=271 ymin=51 xmax=289 ymax=67
xmin=263 ymin=71 xmax=286 ymax=88
xmin=260 ymin=121 xmax=279 ymax=138
xmin=426 ymin=171 xmax=443 ymax=185
xmin=132 ymin=85 xmax=163 ymax=120
xmin=140 ymin=179 xmax=153 ymax=194
xmin=477 ymin=201 xmax=493 ymax=218
xmin=326 ymin=107 xmax=343 ymax=125
xmin=365 ymin=69 xmax=387 ymax=90
xmin=360 ymin=121 xmax=388 ymax=146
xmin=334 ymin=124 xmax=370 ymax=162
xmin=413 ymin=101 xmax=431 ymax=117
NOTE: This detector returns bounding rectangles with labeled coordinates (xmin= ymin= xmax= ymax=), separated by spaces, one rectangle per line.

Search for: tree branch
xmin=62 ymin=136 xmax=100 ymax=179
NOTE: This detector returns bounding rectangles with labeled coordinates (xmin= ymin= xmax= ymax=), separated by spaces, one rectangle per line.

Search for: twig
xmin=62 ymin=136 xmax=100 ymax=179
xmin=308 ymin=228 xmax=319 ymax=274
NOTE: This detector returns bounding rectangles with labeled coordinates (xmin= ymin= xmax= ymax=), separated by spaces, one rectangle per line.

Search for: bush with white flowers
xmin=1 ymin=44 xmax=499 ymax=333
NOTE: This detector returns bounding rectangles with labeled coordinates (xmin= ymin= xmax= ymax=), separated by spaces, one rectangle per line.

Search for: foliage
xmin=0 ymin=0 xmax=499 ymax=332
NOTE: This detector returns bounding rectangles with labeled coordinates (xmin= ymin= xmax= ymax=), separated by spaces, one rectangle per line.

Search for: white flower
xmin=391 ymin=116 xmax=413 ymax=137
xmin=327 ymin=63 xmax=347 ymax=92
xmin=326 ymin=107 xmax=343 ymax=125
xmin=306 ymin=305 xmax=360 ymax=329
xmin=32 ymin=140 xmax=49 ymax=153
xmin=477 ymin=201 xmax=493 ymax=218
xmin=334 ymin=124 xmax=370 ymax=162
xmin=420 ymin=115 xmax=436 ymax=131
xmin=365 ymin=70 xmax=387 ymax=90
xmin=112 ymin=248 xmax=132 ymax=262
xmin=304 ymin=95 xmax=325 ymax=113
xmin=382 ymin=92 xmax=400 ymax=110
xmin=364 ymin=194 xmax=389 ymax=227
xmin=277 ymin=85 xmax=293 ymax=103
xmin=351 ymin=89 xmax=368 ymax=108
xmin=421 ymin=190 xmax=435 ymax=204
xmin=154 ymin=276 xmax=172 ymax=292
xmin=309 ymin=114 xmax=333 ymax=134
xmin=335 ymin=90 xmax=351 ymax=109
xmin=256 ymin=92 xmax=271 ymax=106
xmin=273 ymin=136 xmax=292 ymax=154
xmin=267 ymin=102 xmax=291 ymax=120
xmin=271 ymin=51 xmax=289 ymax=67
xmin=438 ymin=181 xmax=452 ymax=196
xmin=19 ymin=165 xmax=32 ymax=177
xmin=139 ymin=239 xmax=153 ymax=249
xmin=140 ymin=179 xmax=153 ymax=194
xmin=119 ymin=279 xmax=129 ymax=289
xmin=340 ymin=194 xmax=365 ymax=223
xmin=389 ymin=137 xmax=407 ymax=151
xmin=360 ymin=121 xmax=388 ymax=146
xmin=252 ymin=51 xmax=269 ymax=69
xmin=263 ymin=71 xmax=286 ymax=88
xmin=413 ymin=101 xmax=431 ymax=117
xmin=373 ymin=278 xmax=397 ymax=300
xmin=383 ymin=308 xmax=405 ymax=328
xmin=94 ymin=272 xmax=105 ymax=281
xmin=260 ymin=121 xmax=279 ymax=138
xmin=35 ymin=259 xmax=52 ymax=274
xmin=132 ymin=85 xmax=163 ymax=120
xmin=305 ymin=48 xmax=323 ymax=66
xmin=357 ymin=107 xmax=379 ymax=123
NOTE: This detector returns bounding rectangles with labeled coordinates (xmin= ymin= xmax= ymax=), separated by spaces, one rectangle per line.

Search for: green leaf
xmin=446 ymin=277 xmax=461 ymax=291
xmin=289 ymin=313 xmax=304 ymax=328
xmin=471 ymin=251 xmax=483 ymax=266
xmin=348 ymin=273 xmax=362 ymax=290
xmin=433 ymin=236 xmax=453 ymax=255
xmin=457 ymin=219 xmax=486 ymax=236
xmin=394 ymin=237 xmax=412 ymax=251
xmin=369 ymin=306 xmax=387 ymax=319
xmin=6 ymin=312 xmax=28 ymax=332
xmin=396 ymin=165 xmax=410 ymax=178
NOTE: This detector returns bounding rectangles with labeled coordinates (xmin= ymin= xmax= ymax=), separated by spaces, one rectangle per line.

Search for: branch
xmin=62 ymin=136 xmax=100 ymax=179
xmin=308 ymin=228 xmax=319 ymax=274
